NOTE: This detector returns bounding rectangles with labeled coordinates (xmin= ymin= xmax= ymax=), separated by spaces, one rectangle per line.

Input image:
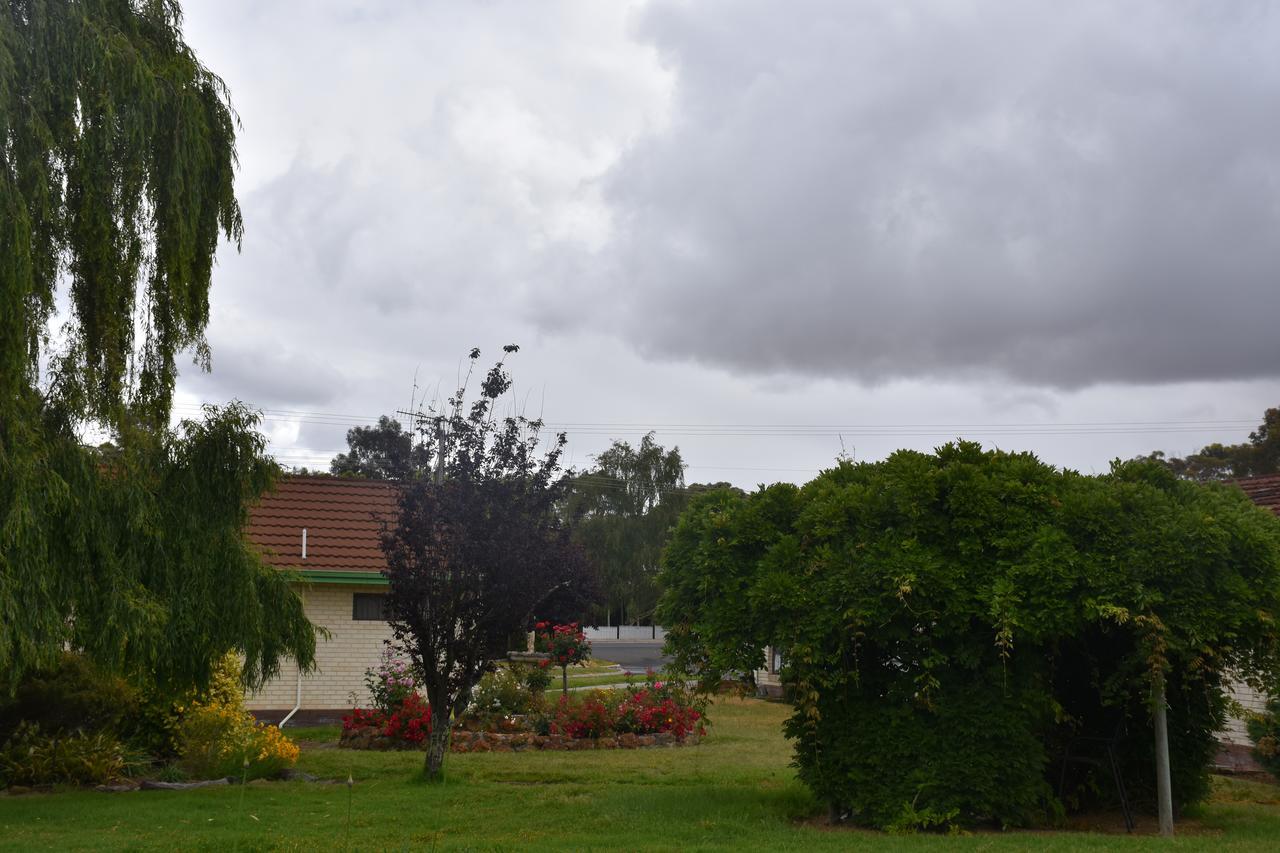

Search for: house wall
xmin=245 ymin=583 xmax=393 ymax=719
xmin=1222 ymin=678 xmax=1269 ymax=747
xmin=755 ymin=646 xmax=784 ymax=699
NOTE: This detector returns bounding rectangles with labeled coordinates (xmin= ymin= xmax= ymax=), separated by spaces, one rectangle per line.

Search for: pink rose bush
xmin=342 ymin=649 xmax=431 ymax=746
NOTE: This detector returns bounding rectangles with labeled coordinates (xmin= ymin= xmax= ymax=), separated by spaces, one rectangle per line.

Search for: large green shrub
xmin=0 ymin=722 xmax=131 ymax=787
xmin=659 ymin=443 xmax=1280 ymax=830
xmin=0 ymin=653 xmax=141 ymax=742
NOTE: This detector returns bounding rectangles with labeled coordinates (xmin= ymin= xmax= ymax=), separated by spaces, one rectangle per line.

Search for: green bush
xmin=466 ymin=666 xmax=541 ymax=722
xmin=0 ymin=653 xmax=141 ymax=741
xmin=1247 ymin=696 xmax=1280 ymax=777
xmin=176 ymin=702 xmax=299 ymax=780
xmin=514 ymin=661 xmax=552 ymax=694
xmin=789 ymin=666 xmax=1058 ymax=829
xmin=0 ymin=722 xmax=129 ymax=787
xmin=137 ymin=651 xmax=248 ymax=757
xmin=660 ymin=444 xmax=1280 ymax=829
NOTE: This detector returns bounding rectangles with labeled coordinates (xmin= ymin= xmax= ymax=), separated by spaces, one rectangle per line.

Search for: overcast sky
xmin=172 ymin=0 xmax=1280 ymax=487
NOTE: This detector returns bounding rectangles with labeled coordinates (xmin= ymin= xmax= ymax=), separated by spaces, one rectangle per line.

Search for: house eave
xmin=297 ymin=569 xmax=389 ymax=586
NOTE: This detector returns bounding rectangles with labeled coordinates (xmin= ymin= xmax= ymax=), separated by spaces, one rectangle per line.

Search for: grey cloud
xmin=185 ymin=339 xmax=349 ymax=408
xmin=573 ymin=0 xmax=1280 ymax=388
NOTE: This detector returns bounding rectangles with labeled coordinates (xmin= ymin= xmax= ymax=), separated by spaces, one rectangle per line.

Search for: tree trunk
xmin=423 ymin=704 xmax=451 ymax=781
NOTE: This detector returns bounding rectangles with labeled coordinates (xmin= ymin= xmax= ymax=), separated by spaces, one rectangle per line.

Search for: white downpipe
xmin=278 ymin=668 xmax=303 ymax=728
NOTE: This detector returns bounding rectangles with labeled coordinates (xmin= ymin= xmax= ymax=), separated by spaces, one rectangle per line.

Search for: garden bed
xmin=339 ymin=726 xmax=700 ymax=752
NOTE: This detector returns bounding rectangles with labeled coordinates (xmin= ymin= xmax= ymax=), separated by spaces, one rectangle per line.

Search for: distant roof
xmin=1235 ymin=473 xmax=1280 ymax=516
xmin=247 ymin=475 xmax=399 ymax=575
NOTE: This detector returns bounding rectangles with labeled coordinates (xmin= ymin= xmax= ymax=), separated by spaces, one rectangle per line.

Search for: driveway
xmin=590 ymin=640 xmax=670 ymax=673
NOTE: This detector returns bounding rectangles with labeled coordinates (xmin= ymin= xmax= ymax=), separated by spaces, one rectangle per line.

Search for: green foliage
xmin=659 ymin=443 xmax=1280 ymax=829
xmin=1142 ymin=406 xmax=1280 ymax=480
xmin=330 ymin=415 xmax=429 ymax=480
xmin=0 ymin=2 xmax=315 ymax=696
xmin=1246 ymin=696 xmax=1280 ymax=777
xmin=176 ymin=703 xmax=298 ymax=781
xmin=570 ymin=433 xmax=688 ymax=623
xmin=514 ymin=661 xmax=552 ymax=694
xmin=0 ymin=0 xmax=242 ymax=428
xmin=0 ymin=653 xmax=141 ymax=741
xmin=1 ymin=403 xmax=317 ymax=693
xmin=465 ymin=667 xmax=542 ymax=722
xmin=360 ymin=647 xmax=418 ymax=716
xmin=0 ymin=722 xmax=128 ymax=787
xmin=139 ymin=651 xmax=250 ymax=757
xmin=166 ymin=652 xmax=297 ymax=779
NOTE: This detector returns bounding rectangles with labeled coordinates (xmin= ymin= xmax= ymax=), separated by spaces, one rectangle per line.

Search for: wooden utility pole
xmin=1153 ymin=672 xmax=1174 ymax=837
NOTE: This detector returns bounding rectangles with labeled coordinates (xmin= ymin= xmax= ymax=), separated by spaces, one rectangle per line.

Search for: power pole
xmin=434 ymin=417 xmax=446 ymax=485
xmin=1153 ymin=671 xmax=1174 ymax=837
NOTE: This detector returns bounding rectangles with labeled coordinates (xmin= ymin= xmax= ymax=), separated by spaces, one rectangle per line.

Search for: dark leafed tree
xmin=569 ymin=434 xmax=688 ymax=624
xmin=382 ymin=347 xmax=598 ymax=780
xmin=1142 ymin=406 xmax=1280 ymax=481
xmin=0 ymin=1 xmax=314 ymax=692
xmin=330 ymin=415 xmax=429 ymax=480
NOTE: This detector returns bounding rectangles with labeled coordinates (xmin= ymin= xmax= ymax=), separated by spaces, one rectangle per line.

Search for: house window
xmin=770 ymin=647 xmax=785 ymax=673
xmin=352 ymin=593 xmax=389 ymax=621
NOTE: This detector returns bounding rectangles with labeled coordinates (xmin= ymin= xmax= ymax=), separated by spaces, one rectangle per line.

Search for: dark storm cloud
xmin=580 ymin=0 xmax=1280 ymax=387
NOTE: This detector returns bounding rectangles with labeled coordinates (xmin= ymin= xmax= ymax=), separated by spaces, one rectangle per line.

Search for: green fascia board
xmin=297 ymin=569 xmax=389 ymax=586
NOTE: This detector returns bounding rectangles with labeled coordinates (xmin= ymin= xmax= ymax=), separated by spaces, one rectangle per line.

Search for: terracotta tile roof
xmin=247 ymin=475 xmax=399 ymax=575
xmin=1235 ymin=473 xmax=1280 ymax=516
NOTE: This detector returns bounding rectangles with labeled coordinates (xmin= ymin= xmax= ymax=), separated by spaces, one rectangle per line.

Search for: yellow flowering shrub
xmin=144 ymin=651 xmax=247 ymax=756
xmin=149 ymin=652 xmax=298 ymax=780
xmin=177 ymin=701 xmax=299 ymax=780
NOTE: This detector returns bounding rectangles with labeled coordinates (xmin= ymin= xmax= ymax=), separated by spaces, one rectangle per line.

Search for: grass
xmin=2 ymin=698 xmax=1280 ymax=850
xmin=543 ymin=673 xmax=639 ymax=696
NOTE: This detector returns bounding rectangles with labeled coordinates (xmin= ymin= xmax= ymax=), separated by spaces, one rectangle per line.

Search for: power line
xmin=170 ymin=403 xmax=1258 ymax=438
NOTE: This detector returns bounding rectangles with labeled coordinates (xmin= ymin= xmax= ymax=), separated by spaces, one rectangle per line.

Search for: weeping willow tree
xmin=0 ymin=1 xmax=315 ymax=693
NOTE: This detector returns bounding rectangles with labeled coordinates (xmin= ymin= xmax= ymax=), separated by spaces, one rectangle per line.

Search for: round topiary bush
xmin=659 ymin=443 xmax=1280 ymax=830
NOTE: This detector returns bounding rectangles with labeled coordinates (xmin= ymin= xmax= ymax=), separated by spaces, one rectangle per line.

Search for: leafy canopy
xmin=330 ymin=415 xmax=428 ymax=480
xmin=0 ymin=1 xmax=312 ymax=692
xmin=381 ymin=347 xmax=598 ymax=780
xmin=569 ymin=433 xmax=687 ymax=623
xmin=1141 ymin=406 xmax=1280 ymax=481
xmin=659 ymin=443 xmax=1280 ymax=828
xmin=1 ymin=0 xmax=243 ymax=428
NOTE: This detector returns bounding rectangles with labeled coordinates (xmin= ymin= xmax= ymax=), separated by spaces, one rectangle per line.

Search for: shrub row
xmin=342 ymin=666 xmax=706 ymax=749
xmin=0 ymin=652 xmax=299 ymax=788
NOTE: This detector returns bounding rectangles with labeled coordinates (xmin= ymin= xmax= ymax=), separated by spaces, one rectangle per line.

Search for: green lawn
xmin=2 ymin=698 xmax=1280 ymax=850
xmin=544 ymin=672 xmax=639 ymax=695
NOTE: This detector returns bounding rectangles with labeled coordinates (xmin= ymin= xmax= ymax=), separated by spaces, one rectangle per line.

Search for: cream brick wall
xmin=246 ymin=584 xmax=395 ymax=711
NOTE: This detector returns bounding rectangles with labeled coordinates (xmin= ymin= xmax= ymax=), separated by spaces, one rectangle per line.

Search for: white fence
xmin=584 ymin=625 xmax=667 ymax=641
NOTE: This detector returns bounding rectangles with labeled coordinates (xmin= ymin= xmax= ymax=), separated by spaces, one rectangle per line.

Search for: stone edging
xmin=339 ymin=726 xmax=700 ymax=752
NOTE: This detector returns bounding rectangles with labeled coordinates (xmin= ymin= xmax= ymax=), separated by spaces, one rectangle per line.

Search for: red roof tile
xmin=1235 ymin=474 xmax=1280 ymax=517
xmin=247 ymin=475 xmax=399 ymax=575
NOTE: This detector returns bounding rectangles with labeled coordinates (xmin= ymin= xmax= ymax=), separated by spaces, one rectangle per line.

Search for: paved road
xmin=590 ymin=640 xmax=670 ymax=673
